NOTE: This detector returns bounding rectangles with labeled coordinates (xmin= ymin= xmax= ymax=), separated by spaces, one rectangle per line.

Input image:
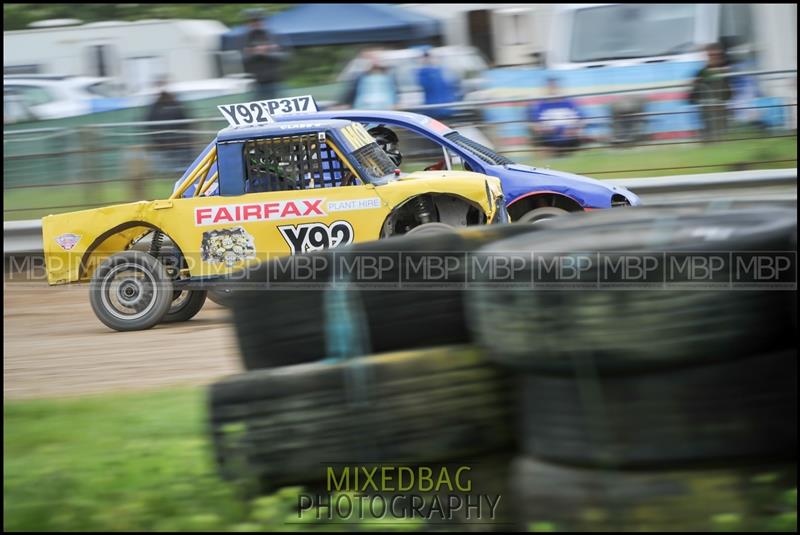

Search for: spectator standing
xmin=528 ymin=78 xmax=585 ymax=156
xmin=242 ymin=11 xmax=287 ymax=100
xmin=416 ymin=50 xmax=460 ymax=119
xmin=145 ymin=78 xmax=193 ymax=174
xmin=352 ymin=61 xmax=399 ymax=110
xmin=689 ymin=43 xmax=733 ymax=141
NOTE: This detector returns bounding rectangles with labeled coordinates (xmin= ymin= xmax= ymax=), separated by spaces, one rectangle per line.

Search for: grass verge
xmin=4 ymin=385 xmax=797 ymax=532
xmin=3 ymin=387 xmax=420 ymax=532
xmin=514 ymin=132 xmax=797 ymax=177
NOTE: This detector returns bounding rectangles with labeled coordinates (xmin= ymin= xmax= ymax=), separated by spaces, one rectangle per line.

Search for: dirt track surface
xmin=3 ymin=281 xmax=242 ymax=400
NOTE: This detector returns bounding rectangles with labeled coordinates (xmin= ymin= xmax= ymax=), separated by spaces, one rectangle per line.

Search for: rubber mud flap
xmin=208 ymin=345 xmax=514 ymax=492
xmin=508 ymin=455 xmax=797 ymax=531
xmin=468 ymin=207 xmax=797 ymax=374
xmin=518 ymin=350 xmax=797 ymax=467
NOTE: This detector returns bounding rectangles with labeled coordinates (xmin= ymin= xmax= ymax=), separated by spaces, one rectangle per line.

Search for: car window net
xmin=444 ymin=132 xmax=513 ymax=166
xmin=244 ymin=134 xmax=348 ymax=192
xmin=352 ymin=142 xmax=396 ymax=181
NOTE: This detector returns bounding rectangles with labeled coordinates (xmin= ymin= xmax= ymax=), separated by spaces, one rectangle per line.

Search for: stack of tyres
xmin=208 ymin=345 xmax=514 ymax=493
xmin=229 ymin=207 xmax=714 ymax=369
xmin=229 ymin=223 xmax=540 ymax=369
xmin=466 ymin=207 xmax=798 ymax=531
xmin=212 ymin=224 xmax=550 ymax=493
xmin=209 ymin=225 xmax=564 ymax=492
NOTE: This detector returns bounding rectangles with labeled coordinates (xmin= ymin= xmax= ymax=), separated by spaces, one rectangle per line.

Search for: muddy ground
xmin=3 ymin=281 xmax=242 ymax=400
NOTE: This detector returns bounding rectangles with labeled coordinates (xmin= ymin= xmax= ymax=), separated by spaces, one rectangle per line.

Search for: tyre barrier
xmin=230 ymin=203 xmax=782 ymax=368
xmin=210 ymin=204 xmax=797 ymax=527
xmin=508 ymin=456 xmax=797 ymax=532
xmin=475 ymin=206 xmax=798 ymax=530
xmin=229 ymin=223 xmax=540 ymax=370
xmin=518 ymin=350 xmax=797 ymax=467
xmin=208 ymin=345 xmax=513 ymax=492
xmin=467 ymin=207 xmax=797 ymax=374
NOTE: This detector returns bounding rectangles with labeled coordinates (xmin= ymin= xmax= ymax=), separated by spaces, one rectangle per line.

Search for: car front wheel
xmin=517 ymin=207 xmax=569 ymax=224
xmin=405 ymin=222 xmax=456 ymax=236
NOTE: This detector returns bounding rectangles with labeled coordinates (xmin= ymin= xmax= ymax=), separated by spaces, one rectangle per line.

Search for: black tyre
xmin=89 ymin=250 xmax=173 ymax=331
xmin=405 ymin=222 xmax=456 ymax=235
xmin=231 ymin=224 xmax=541 ymax=370
xmin=161 ymin=290 xmax=207 ymax=323
xmin=518 ymin=350 xmax=797 ymax=467
xmin=208 ymin=345 xmax=513 ymax=491
xmin=516 ymin=206 xmax=569 ymax=224
xmin=467 ymin=207 xmax=797 ymax=374
xmin=508 ymin=456 xmax=797 ymax=532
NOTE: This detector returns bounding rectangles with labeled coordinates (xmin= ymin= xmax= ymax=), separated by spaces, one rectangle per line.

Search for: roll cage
xmin=300 ymin=111 xmax=509 ymax=175
xmin=171 ymin=122 xmax=395 ymax=199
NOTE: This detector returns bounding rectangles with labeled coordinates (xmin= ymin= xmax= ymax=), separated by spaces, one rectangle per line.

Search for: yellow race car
xmin=42 ymin=99 xmax=507 ymax=331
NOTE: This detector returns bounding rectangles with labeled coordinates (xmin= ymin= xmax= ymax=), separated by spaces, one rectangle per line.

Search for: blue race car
xmin=280 ymin=109 xmax=641 ymax=223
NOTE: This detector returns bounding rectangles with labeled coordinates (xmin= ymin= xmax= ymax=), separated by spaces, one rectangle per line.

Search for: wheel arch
xmin=379 ymin=192 xmax=487 ymax=237
xmin=78 ymin=220 xmax=178 ymax=281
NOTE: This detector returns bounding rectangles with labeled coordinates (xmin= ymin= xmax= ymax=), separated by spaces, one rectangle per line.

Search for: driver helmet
xmin=368 ymin=126 xmax=402 ymax=167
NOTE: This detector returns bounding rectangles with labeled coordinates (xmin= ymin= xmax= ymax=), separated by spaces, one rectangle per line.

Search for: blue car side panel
xmin=495 ymin=164 xmax=640 ymax=209
xmin=296 ymin=110 xmax=641 ymax=209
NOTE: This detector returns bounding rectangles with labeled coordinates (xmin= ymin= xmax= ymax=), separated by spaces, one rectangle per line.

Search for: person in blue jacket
xmin=417 ymin=51 xmax=461 ymax=119
xmin=528 ymin=77 xmax=585 ymax=156
xmin=352 ymin=61 xmax=399 ymax=110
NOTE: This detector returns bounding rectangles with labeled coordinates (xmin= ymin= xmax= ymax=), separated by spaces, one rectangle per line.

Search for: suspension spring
xmin=413 ymin=196 xmax=436 ymax=224
xmin=149 ymin=230 xmax=164 ymax=259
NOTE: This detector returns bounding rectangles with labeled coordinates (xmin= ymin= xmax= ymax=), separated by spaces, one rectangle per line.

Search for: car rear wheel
xmin=89 ymin=250 xmax=173 ymax=331
xmin=161 ymin=290 xmax=207 ymax=323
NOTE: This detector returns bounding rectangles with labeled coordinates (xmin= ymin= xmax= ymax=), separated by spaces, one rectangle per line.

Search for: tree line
xmin=3 ymin=3 xmax=288 ymax=31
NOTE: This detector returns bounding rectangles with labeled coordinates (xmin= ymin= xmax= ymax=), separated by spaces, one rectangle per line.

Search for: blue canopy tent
xmin=220 ymin=3 xmax=441 ymax=50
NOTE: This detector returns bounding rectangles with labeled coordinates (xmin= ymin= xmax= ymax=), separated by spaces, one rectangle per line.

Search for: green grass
xmin=515 ymin=132 xmax=797 ymax=178
xmin=3 ymin=388 xmax=421 ymax=532
xmin=3 ymin=179 xmax=177 ymax=220
xmin=3 ymin=134 xmax=796 ymax=221
xmin=4 ymin=387 xmax=797 ymax=532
